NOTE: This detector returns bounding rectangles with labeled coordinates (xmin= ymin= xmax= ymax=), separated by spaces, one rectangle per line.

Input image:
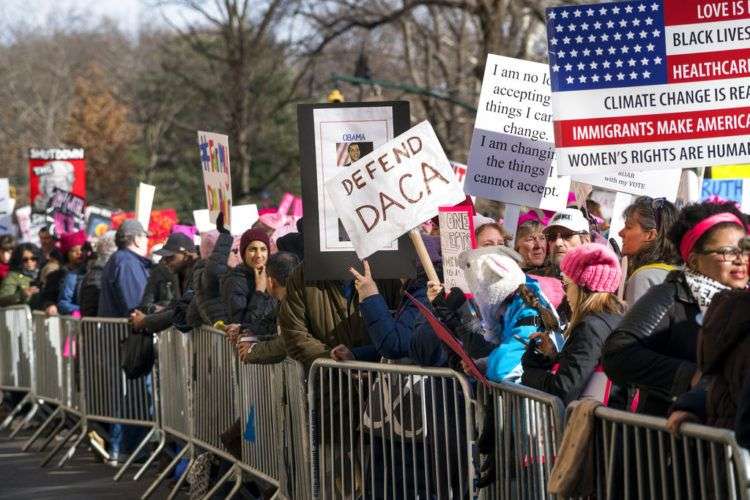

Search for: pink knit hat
xmin=560 ymin=243 xmax=621 ymax=293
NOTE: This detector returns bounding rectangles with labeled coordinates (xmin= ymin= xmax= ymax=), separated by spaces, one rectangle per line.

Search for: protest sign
xmin=701 ymin=178 xmax=749 ymax=209
xmin=711 ymin=164 xmax=750 ymax=178
xmin=607 ymin=192 xmax=635 ymax=253
xmin=112 ymin=209 xmax=177 ymax=251
xmin=15 ymin=206 xmax=32 ymax=242
xmin=46 ymin=188 xmax=86 ymax=235
xmin=405 ymin=291 xmax=489 ymax=387
xmin=298 ymin=101 xmax=416 ymax=280
xmin=197 ymin=131 xmax=232 ymax=226
xmin=0 ymin=180 xmax=13 ymax=236
xmin=466 ymin=54 xmax=570 ymax=211
xmin=574 ymin=168 xmax=682 ymax=201
xmin=193 ymin=204 xmax=259 ymax=236
xmin=547 ymin=0 xmax=750 ymax=175
xmin=438 ymin=206 xmax=476 ymax=295
xmin=451 ymin=161 xmax=468 ymax=183
xmin=135 ymin=183 xmax=156 ymax=231
xmin=326 ymin=120 xmax=465 ymax=260
xmin=29 ymin=148 xmax=85 ymax=213
xmin=85 ymin=206 xmax=113 ymax=238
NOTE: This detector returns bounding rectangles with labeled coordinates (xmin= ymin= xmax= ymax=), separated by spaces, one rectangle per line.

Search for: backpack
xmin=120 ymin=328 xmax=155 ymax=379
xmin=362 ymin=365 xmax=429 ymax=441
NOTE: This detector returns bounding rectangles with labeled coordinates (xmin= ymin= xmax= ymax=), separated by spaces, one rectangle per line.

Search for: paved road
xmin=0 ymin=428 xmax=176 ymax=499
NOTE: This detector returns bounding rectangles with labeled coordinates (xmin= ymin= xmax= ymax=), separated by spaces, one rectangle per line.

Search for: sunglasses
xmin=22 ymin=257 xmax=38 ymax=263
xmin=546 ymin=230 xmax=584 ymax=242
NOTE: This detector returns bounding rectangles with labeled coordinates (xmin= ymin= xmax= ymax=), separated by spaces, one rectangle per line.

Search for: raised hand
xmin=349 ymin=260 xmax=379 ymax=299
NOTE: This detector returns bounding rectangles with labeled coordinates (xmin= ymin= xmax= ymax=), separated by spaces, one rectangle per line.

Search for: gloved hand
xmin=216 ymin=212 xmax=230 ymax=235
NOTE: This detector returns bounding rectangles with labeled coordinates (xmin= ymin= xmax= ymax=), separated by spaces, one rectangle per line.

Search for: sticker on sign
xmin=326 ymin=120 xmax=465 ymax=259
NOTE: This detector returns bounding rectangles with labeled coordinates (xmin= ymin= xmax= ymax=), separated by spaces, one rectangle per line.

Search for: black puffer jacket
xmin=523 ymin=311 xmax=624 ymax=406
xmin=78 ymin=263 xmax=104 ymax=317
xmin=603 ymin=270 xmax=700 ymax=416
xmin=220 ymin=264 xmax=277 ymax=337
xmin=139 ymin=263 xmax=180 ymax=313
xmin=193 ymin=232 xmax=233 ymax=325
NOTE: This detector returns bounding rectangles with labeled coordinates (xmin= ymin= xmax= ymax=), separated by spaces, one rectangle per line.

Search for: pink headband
xmin=679 ymin=212 xmax=745 ymax=262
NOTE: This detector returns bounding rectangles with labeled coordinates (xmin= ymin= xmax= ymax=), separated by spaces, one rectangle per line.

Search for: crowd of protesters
xmin=1 ymin=194 xmax=749 ymax=494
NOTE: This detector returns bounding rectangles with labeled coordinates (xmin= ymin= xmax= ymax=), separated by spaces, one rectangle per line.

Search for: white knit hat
xmin=458 ymin=247 xmax=526 ymax=306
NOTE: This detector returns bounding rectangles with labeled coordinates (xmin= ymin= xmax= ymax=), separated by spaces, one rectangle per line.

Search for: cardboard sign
xmin=466 ymin=54 xmax=570 ymax=210
xmin=46 ymin=188 xmax=86 ymax=235
xmin=438 ymin=206 xmax=476 ymax=295
xmin=15 ymin=206 xmax=32 ymax=242
xmin=85 ymin=206 xmax=113 ymax=238
xmin=193 ymin=204 xmax=259 ymax=236
xmin=451 ymin=161 xmax=468 ymax=183
xmin=0 ymin=180 xmax=14 ymax=236
xmin=112 ymin=209 xmax=177 ymax=251
xmin=135 ymin=183 xmax=155 ymax=231
xmin=326 ymin=120 xmax=465 ymax=259
xmin=574 ymin=168 xmax=682 ymax=201
xmin=28 ymin=148 xmax=86 ymax=213
xmin=298 ymin=101 xmax=416 ymax=280
xmin=711 ymin=164 xmax=750 ymax=179
xmin=547 ymin=0 xmax=750 ymax=175
xmin=197 ymin=131 xmax=232 ymax=226
xmin=701 ymin=178 xmax=749 ymax=209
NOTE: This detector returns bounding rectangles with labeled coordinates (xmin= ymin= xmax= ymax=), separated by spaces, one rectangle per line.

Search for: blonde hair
xmin=566 ymin=282 xmax=625 ymax=336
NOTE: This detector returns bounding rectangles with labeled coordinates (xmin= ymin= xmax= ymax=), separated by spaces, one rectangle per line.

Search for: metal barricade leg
xmin=167 ymin=454 xmax=196 ymax=500
xmin=141 ymin=441 xmax=192 ymax=500
xmin=57 ymin=421 xmax=89 ymax=467
xmin=22 ymin=405 xmax=62 ymax=451
xmin=201 ymin=462 xmax=242 ymax=500
xmin=0 ymin=392 xmax=32 ymax=431
xmin=9 ymin=401 xmax=40 ymax=438
xmin=114 ymin=426 xmax=158 ymax=481
xmin=40 ymin=418 xmax=84 ymax=467
xmin=133 ymin=428 xmax=167 ymax=481
xmin=36 ymin=413 xmax=70 ymax=452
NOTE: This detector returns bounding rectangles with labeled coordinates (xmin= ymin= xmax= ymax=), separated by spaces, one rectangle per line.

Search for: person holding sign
xmin=522 ymin=243 xmax=626 ymax=406
xmin=604 ymin=201 xmax=750 ymax=417
xmin=618 ymin=197 xmax=681 ymax=305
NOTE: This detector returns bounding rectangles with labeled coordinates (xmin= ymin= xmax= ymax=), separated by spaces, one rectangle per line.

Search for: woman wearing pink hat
xmin=522 ymin=243 xmax=626 ymax=405
xmin=56 ymin=230 xmax=89 ymax=316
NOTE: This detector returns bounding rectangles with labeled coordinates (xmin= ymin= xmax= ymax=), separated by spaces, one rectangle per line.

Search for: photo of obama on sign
xmin=326 ymin=120 xmax=465 ymax=259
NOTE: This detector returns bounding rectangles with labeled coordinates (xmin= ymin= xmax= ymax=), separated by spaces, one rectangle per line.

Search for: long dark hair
xmin=8 ymin=243 xmax=42 ymax=272
xmin=623 ymin=196 xmax=680 ymax=272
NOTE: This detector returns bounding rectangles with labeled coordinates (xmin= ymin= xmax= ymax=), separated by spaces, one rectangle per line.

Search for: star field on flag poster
xmin=546 ymin=0 xmax=750 ymax=175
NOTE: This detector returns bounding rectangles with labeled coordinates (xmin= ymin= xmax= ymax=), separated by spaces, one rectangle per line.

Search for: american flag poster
xmin=547 ymin=0 xmax=750 ymax=175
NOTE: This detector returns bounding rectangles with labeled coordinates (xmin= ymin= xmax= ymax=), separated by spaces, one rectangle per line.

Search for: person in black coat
xmin=193 ymin=213 xmax=236 ymax=325
xmin=522 ymin=243 xmax=626 ymax=406
xmin=131 ymin=232 xmax=199 ymax=333
xmin=604 ymin=201 xmax=749 ymax=417
xmin=78 ymin=232 xmax=117 ymax=316
xmin=221 ymin=227 xmax=276 ymax=337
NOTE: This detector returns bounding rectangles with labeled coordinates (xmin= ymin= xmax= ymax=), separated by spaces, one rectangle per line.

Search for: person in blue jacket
xmin=98 ymin=220 xmax=151 ymax=318
xmin=455 ymin=247 xmax=561 ymax=383
xmin=96 ymin=219 xmax=151 ymax=465
xmin=57 ymin=230 xmax=89 ymax=315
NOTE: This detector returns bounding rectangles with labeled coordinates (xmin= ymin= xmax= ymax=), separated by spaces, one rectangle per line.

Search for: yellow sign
xmin=711 ymin=164 xmax=750 ymax=179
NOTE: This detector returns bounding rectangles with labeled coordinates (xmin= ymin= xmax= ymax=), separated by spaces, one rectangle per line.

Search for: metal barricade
xmin=309 ymin=358 xmax=478 ymax=500
xmin=479 ymin=381 xmax=566 ymax=500
xmin=59 ymin=315 xmax=81 ymax=414
xmin=158 ymin=327 xmax=192 ymax=442
xmin=234 ymin=360 xmax=283 ymax=487
xmin=31 ymin=312 xmax=64 ymax=405
xmin=0 ymin=305 xmax=34 ymax=393
xmin=0 ymin=305 xmax=37 ymax=434
xmin=190 ymin=325 xmax=243 ymax=496
xmin=589 ymin=405 xmax=750 ymax=500
xmin=44 ymin=317 xmax=162 ymax=481
xmin=280 ymin=358 xmax=313 ymax=500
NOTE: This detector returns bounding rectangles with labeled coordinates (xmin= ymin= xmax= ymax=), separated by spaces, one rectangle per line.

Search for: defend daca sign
xmin=326 ymin=120 xmax=465 ymax=259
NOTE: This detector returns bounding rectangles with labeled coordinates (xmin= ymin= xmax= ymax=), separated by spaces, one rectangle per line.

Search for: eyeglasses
xmin=698 ymin=246 xmax=750 ymax=262
xmin=22 ymin=257 xmax=38 ymax=263
xmin=645 ymin=196 xmax=668 ymax=229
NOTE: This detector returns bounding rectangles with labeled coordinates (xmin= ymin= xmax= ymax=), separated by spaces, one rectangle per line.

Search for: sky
xmin=5 ymin=0 xmax=210 ymax=35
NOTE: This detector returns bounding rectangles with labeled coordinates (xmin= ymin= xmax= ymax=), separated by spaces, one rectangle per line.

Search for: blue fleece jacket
xmin=98 ymin=248 xmax=151 ymax=318
xmin=57 ymin=267 xmax=85 ymax=314
xmin=486 ymin=277 xmax=555 ymax=383
xmin=357 ymin=281 xmax=428 ymax=361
